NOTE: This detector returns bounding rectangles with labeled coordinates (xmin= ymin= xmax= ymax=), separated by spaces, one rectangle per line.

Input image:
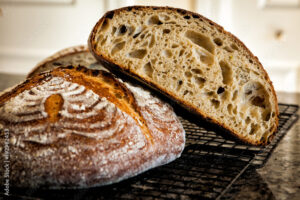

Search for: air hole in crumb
xmin=196 ymin=50 xmax=214 ymax=65
xmin=128 ymin=49 xmax=147 ymax=59
xmin=221 ymin=91 xmax=230 ymax=100
xmin=140 ymin=34 xmax=145 ymax=39
xmin=246 ymin=117 xmax=251 ymax=124
xmin=127 ymin=26 xmax=135 ymax=35
xmin=99 ymin=19 xmax=110 ymax=32
xmin=194 ymin=77 xmax=206 ymax=88
xmin=163 ymin=29 xmax=171 ymax=34
xmin=119 ymin=25 xmax=127 ymax=34
xmin=224 ymin=46 xmax=234 ymax=53
xmin=111 ymin=41 xmax=125 ymax=55
xmin=245 ymin=90 xmax=252 ymax=96
xmin=112 ymin=27 xmax=117 ymax=35
xmin=207 ymin=91 xmax=215 ymax=96
xmin=184 ymin=15 xmax=190 ymax=19
xmin=151 ymin=58 xmax=157 ymax=65
xmin=211 ymin=99 xmax=220 ymax=109
xmin=147 ymin=15 xmax=162 ymax=25
xmin=217 ymin=87 xmax=225 ymax=94
xmin=272 ymin=112 xmax=275 ymax=117
xmin=185 ymin=30 xmax=215 ymax=54
xmin=249 ymin=124 xmax=259 ymax=135
xmin=113 ymin=38 xmax=122 ymax=44
xmin=149 ymin=35 xmax=155 ymax=48
xmin=133 ymin=33 xmax=140 ymax=38
xmin=176 ymin=80 xmax=183 ymax=91
xmin=179 ymin=49 xmax=184 ymax=56
xmin=163 ymin=49 xmax=172 ymax=58
xmin=231 ymin=44 xmax=239 ymax=50
xmin=213 ymin=38 xmax=223 ymax=46
xmin=141 ymin=41 xmax=148 ymax=47
xmin=133 ymin=27 xmax=143 ymax=38
xmin=160 ymin=15 xmax=170 ymax=21
xmin=106 ymin=11 xmax=114 ymax=19
xmin=191 ymin=68 xmax=202 ymax=74
xmin=185 ymin=71 xmax=192 ymax=78
xmin=101 ymin=36 xmax=107 ymax=45
xmin=227 ymin=104 xmax=233 ymax=115
xmin=219 ymin=60 xmax=233 ymax=85
xmin=239 ymin=112 xmax=244 ymax=118
xmin=233 ymin=107 xmax=237 ymax=115
xmin=143 ymin=62 xmax=153 ymax=78
xmin=251 ymin=96 xmax=265 ymax=108
xmin=172 ymin=44 xmax=179 ymax=48
xmin=183 ymin=90 xmax=189 ymax=96
xmin=244 ymin=82 xmax=268 ymax=109
xmin=263 ymin=111 xmax=271 ymax=121
xmin=232 ymin=90 xmax=238 ymax=101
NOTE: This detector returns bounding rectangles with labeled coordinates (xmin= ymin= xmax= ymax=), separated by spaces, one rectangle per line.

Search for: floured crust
xmin=89 ymin=6 xmax=279 ymax=146
xmin=0 ymin=66 xmax=185 ymax=188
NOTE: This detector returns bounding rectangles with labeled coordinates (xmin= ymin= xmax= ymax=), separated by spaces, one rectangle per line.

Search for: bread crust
xmin=0 ymin=66 xmax=185 ymax=188
xmin=89 ymin=6 xmax=279 ymax=146
xmin=27 ymin=45 xmax=90 ymax=78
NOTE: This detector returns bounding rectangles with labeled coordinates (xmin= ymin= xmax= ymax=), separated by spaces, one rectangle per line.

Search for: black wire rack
xmin=3 ymin=103 xmax=299 ymax=200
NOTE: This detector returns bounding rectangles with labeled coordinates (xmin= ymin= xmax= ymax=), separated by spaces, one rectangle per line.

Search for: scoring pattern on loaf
xmin=90 ymin=6 xmax=278 ymax=145
xmin=0 ymin=76 xmax=145 ymax=144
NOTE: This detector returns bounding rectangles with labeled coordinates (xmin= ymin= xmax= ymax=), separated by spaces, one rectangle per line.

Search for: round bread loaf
xmin=0 ymin=66 xmax=185 ymax=189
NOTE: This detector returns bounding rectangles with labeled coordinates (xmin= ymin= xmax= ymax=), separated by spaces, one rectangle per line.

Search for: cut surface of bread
xmin=0 ymin=66 xmax=185 ymax=188
xmin=89 ymin=6 xmax=279 ymax=145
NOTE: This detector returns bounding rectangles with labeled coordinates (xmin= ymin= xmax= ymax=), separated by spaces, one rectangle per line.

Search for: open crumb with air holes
xmin=89 ymin=6 xmax=279 ymax=145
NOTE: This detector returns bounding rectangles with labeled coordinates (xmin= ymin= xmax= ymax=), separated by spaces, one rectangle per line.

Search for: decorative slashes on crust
xmin=0 ymin=66 xmax=185 ymax=188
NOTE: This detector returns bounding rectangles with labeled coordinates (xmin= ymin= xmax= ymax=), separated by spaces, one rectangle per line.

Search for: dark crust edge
xmin=88 ymin=5 xmax=279 ymax=146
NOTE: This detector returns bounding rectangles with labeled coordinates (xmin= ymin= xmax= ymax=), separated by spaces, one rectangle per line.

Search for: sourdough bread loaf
xmin=89 ymin=6 xmax=279 ymax=145
xmin=28 ymin=45 xmax=96 ymax=78
xmin=0 ymin=66 xmax=185 ymax=188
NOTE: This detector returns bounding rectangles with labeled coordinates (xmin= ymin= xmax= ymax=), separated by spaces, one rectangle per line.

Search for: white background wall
xmin=0 ymin=0 xmax=299 ymax=92
xmin=0 ymin=0 xmax=105 ymax=74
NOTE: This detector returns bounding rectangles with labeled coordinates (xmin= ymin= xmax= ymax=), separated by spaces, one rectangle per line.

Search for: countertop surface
xmin=0 ymin=73 xmax=299 ymax=200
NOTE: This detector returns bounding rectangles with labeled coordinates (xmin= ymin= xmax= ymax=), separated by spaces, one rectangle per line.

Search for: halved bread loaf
xmin=89 ymin=6 xmax=279 ymax=145
xmin=0 ymin=66 xmax=185 ymax=188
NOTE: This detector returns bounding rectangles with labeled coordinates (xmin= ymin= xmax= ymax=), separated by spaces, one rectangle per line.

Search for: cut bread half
xmin=89 ymin=6 xmax=279 ymax=145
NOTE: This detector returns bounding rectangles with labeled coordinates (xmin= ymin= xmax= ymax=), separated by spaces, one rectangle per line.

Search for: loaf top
xmin=27 ymin=45 xmax=97 ymax=78
xmin=89 ymin=6 xmax=278 ymax=145
xmin=0 ymin=66 xmax=185 ymax=188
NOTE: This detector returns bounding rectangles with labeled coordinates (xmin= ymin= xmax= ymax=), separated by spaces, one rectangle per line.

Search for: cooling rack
xmin=3 ymin=103 xmax=299 ymax=200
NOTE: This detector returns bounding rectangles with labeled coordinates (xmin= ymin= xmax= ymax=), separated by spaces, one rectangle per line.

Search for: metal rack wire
xmin=4 ymin=103 xmax=299 ymax=200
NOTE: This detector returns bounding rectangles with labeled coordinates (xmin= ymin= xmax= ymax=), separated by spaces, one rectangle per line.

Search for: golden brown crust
xmin=0 ymin=66 xmax=185 ymax=188
xmin=89 ymin=6 xmax=279 ymax=146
